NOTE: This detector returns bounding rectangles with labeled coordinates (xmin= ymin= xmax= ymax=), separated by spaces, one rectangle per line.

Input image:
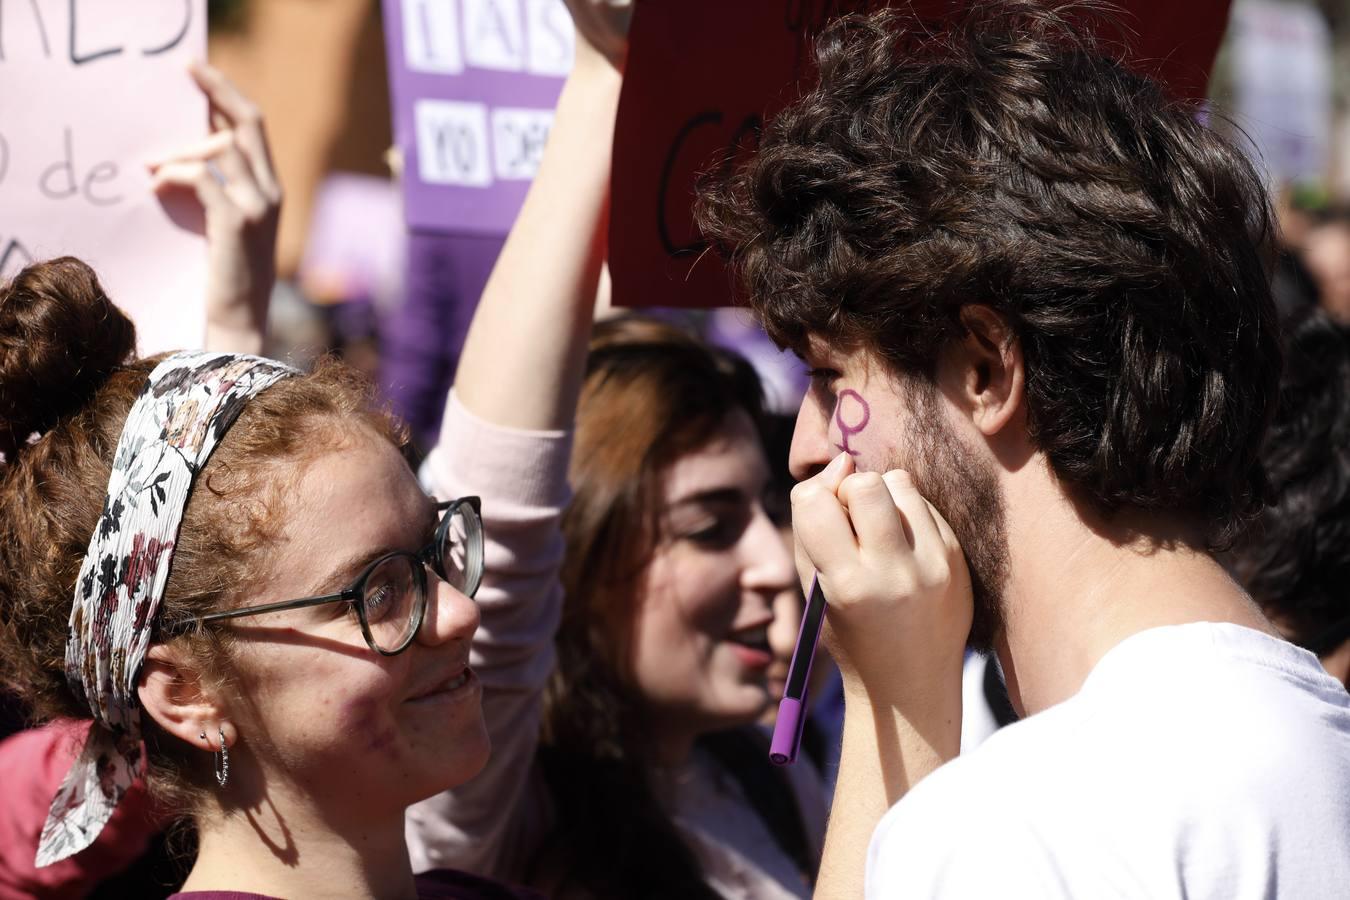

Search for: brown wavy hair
xmin=697 ymin=2 xmax=1281 ymax=550
xmin=531 ymin=316 xmax=812 ymax=898
xmin=0 ymin=257 xmax=402 ymax=816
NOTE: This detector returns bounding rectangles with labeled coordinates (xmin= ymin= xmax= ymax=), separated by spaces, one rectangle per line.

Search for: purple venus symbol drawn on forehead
xmin=833 ymin=389 xmax=870 ymax=457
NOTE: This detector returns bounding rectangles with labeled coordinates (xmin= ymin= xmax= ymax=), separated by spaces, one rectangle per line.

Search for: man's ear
xmin=138 ymin=643 xmax=229 ymax=753
xmin=946 ymin=305 xmax=1025 ymax=437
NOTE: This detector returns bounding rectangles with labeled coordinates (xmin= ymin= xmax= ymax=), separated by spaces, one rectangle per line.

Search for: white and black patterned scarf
xmin=36 ymin=351 xmax=296 ymax=867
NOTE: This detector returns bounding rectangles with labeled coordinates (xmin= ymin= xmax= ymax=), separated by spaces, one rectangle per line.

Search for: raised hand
xmin=563 ymin=0 xmax=632 ymax=69
xmin=791 ymin=452 xmax=972 ymax=706
xmin=149 ymin=62 xmax=281 ymax=355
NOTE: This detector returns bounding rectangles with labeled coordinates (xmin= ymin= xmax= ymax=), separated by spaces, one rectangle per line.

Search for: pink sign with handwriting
xmin=0 ymin=0 xmax=207 ymax=354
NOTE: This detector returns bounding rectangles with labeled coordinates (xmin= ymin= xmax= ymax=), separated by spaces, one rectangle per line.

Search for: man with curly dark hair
xmin=1232 ymin=309 xmax=1350 ymax=688
xmin=698 ymin=3 xmax=1350 ymax=897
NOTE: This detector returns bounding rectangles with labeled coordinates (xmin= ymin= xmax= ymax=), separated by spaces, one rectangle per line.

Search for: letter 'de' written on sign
xmin=383 ymin=0 xmax=573 ymax=234
xmin=0 ymin=0 xmax=207 ymax=354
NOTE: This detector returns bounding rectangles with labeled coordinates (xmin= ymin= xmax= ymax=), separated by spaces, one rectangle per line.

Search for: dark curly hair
xmin=1231 ymin=310 xmax=1350 ymax=655
xmin=697 ymin=1 xmax=1280 ymax=549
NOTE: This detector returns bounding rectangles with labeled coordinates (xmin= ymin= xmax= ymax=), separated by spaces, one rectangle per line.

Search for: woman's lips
xmin=726 ymin=622 xmax=774 ymax=670
xmin=407 ymin=667 xmax=479 ymax=704
xmin=728 ymin=642 xmax=773 ymax=669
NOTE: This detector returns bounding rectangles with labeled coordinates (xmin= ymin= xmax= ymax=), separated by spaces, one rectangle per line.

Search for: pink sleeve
xmin=0 ymin=721 xmax=167 ymax=900
xmin=405 ymin=391 xmax=571 ymax=880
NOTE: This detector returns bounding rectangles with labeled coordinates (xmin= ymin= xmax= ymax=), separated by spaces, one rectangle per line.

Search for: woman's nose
xmin=740 ymin=507 xmax=797 ymax=595
xmin=417 ymin=576 xmax=480 ymax=647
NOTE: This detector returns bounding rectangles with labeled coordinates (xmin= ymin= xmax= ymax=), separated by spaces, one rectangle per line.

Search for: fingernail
xmin=825 ymin=452 xmax=848 ymax=474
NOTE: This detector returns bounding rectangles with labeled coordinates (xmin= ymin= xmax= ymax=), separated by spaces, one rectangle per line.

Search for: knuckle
xmin=243 ymin=196 xmax=272 ymax=220
xmin=883 ymin=469 xmax=914 ymax=491
xmin=791 ymin=481 xmax=823 ymax=506
xmin=839 ymin=471 xmax=884 ymax=504
xmin=848 ymin=471 xmax=885 ymax=492
xmin=830 ymin=574 xmax=864 ymax=603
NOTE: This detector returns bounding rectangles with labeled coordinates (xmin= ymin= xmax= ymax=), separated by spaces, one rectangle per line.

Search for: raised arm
xmin=451 ymin=26 xmax=622 ymax=431
xmin=406 ymin=7 xmax=626 ymax=879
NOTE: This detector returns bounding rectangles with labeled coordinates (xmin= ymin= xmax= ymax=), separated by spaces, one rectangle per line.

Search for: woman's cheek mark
xmin=344 ymin=696 xmax=398 ymax=754
xmin=834 ymin=389 xmax=871 ymax=456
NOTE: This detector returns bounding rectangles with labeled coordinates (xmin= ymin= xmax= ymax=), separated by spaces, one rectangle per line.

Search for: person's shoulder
xmin=1163 ymin=624 xmax=1350 ymax=802
xmin=1132 ymin=624 xmax=1350 ymax=763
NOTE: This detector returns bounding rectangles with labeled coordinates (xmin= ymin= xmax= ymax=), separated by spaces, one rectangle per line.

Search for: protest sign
xmin=1230 ymin=0 xmax=1332 ymax=188
xmin=611 ymin=0 xmax=1233 ymax=310
xmin=383 ymin=0 xmax=573 ymax=234
xmin=0 ymin=0 xmax=208 ymax=354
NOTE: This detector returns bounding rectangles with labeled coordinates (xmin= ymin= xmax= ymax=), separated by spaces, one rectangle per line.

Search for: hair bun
xmin=0 ymin=257 xmax=136 ymax=455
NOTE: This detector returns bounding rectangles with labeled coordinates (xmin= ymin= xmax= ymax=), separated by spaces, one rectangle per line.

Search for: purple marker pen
xmin=769 ymin=573 xmax=828 ymax=765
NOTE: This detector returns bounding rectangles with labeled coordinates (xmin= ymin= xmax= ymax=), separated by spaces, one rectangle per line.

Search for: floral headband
xmin=36 ymin=351 xmax=296 ymax=867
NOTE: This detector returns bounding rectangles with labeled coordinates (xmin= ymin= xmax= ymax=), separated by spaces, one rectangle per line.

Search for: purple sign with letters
xmin=382 ymin=0 xmax=573 ymax=234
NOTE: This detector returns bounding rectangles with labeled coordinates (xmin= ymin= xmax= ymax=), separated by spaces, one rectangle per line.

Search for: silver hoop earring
xmin=214 ymin=726 xmax=230 ymax=788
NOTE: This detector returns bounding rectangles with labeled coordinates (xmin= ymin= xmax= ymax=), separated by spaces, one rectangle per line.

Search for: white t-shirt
xmin=867 ymin=623 xmax=1350 ymax=899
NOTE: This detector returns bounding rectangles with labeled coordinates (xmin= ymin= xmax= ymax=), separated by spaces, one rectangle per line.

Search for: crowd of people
xmin=2 ymin=2 xmax=1349 ymax=899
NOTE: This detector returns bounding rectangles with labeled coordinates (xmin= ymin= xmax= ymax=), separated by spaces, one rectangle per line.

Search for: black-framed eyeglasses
xmin=162 ymin=497 xmax=483 ymax=656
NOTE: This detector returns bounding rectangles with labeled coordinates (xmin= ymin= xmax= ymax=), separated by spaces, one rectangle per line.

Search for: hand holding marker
xmin=770 ymin=446 xmax=972 ymax=764
xmin=770 ymin=393 xmax=869 ymax=763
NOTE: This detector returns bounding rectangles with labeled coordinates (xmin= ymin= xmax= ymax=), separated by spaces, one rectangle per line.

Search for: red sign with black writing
xmin=610 ymin=0 xmax=1233 ymax=309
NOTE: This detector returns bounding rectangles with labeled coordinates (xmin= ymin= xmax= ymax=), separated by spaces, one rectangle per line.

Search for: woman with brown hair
xmin=404 ymin=10 xmax=825 ymax=899
xmin=0 ymin=47 xmax=583 ymax=900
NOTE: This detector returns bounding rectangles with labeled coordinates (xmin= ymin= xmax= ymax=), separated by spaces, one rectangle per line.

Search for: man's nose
xmin=788 ymin=393 xmax=834 ymax=482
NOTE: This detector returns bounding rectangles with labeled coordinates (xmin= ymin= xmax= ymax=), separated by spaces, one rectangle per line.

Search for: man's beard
xmin=899 ymin=382 xmax=1010 ymax=653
